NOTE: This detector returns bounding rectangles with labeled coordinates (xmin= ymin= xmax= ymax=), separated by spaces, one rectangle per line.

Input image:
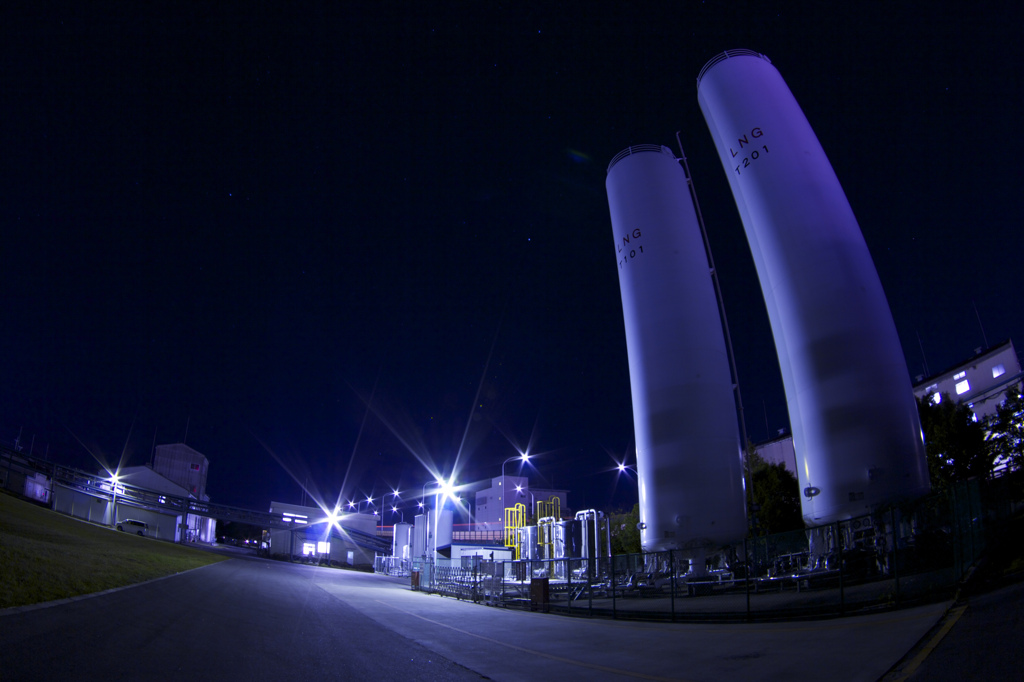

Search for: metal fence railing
xmin=402 ymin=475 xmax=1022 ymax=622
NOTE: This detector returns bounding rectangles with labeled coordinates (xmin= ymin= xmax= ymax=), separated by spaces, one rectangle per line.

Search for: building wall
xmin=119 ymin=465 xmax=189 ymax=497
xmin=53 ymin=484 xmax=110 ymax=524
xmin=266 ymin=502 xmax=377 ymax=565
xmin=52 ymin=484 xmax=181 ymax=540
xmin=755 ymin=437 xmax=797 ymax=475
xmin=913 ymin=340 xmax=1022 ymax=420
xmin=115 ymin=506 xmax=180 ymax=541
xmin=23 ymin=472 xmax=50 ymax=503
xmin=474 ymin=475 xmax=527 ymax=530
xmin=473 ymin=477 xmax=569 ymax=530
xmin=450 ymin=544 xmax=513 ymax=564
xmin=153 ymin=443 xmax=209 ymax=499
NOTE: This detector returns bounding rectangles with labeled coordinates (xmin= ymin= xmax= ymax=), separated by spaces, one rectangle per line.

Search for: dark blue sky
xmin=4 ymin=3 xmax=1021 ymax=513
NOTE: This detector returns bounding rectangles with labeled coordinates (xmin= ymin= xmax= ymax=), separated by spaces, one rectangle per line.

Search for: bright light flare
xmin=437 ymin=476 xmax=457 ymax=504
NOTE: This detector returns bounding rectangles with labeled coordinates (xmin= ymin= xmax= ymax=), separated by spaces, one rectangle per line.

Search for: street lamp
xmin=501 ymin=453 xmax=530 ymax=525
xmin=383 ymin=489 xmax=401 ymax=535
xmin=514 ymin=482 xmax=537 ymax=518
xmin=417 ymin=474 xmax=459 ymax=562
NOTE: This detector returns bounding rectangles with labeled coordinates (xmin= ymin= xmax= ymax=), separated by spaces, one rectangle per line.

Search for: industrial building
xmin=913 ymin=339 xmax=1022 ymax=474
xmin=264 ymin=501 xmax=382 ymax=567
xmin=473 ymin=475 xmax=569 ymax=531
xmin=754 ymin=434 xmax=797 ymax=475
xmin=913 ymin=339 xmax=1021 ymax=420
xmin=51 ymin=443 xmax=216 ymax=542
xmin=120 ymin=443 xmax=216 ymax=542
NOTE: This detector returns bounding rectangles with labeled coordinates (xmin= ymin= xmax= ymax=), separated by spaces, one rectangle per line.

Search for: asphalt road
xmin=1 ymin=550 xmax=954 ymax=681
xmin=899 ymin=580 xmax=1024 ymax=681
xmin=0 ymin=552 xmax=479 ymax=681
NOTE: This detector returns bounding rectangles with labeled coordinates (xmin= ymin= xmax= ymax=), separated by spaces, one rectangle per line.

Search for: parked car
xmin=117 ymin=519 xmax=148 ymax=536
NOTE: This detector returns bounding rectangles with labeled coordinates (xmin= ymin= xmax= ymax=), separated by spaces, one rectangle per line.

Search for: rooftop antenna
xmin=972 ymin=300 xmax=990 ymax=350
xmin=183 ymin=417 xmax=190 ymax=445
xmin=150 ymin=426 xmax=158 ymax=467
xmin=916 ymin=330 xmax=930 ymax=378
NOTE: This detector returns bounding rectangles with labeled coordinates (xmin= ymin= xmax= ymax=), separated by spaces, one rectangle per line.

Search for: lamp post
xmin=109 ymin=473 xmax=120 ymax=527
xmin=501 ymin=453 xmax=530 ymax=527
xmin=514 ymin=482 xmax=538 ymax=520
xmin=384 ymin=489 xmax=401 ymax=535
xmin=420 ymin=481 xmax=437 ymax=511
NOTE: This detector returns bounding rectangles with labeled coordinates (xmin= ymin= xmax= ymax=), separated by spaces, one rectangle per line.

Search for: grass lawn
xmin=0 ymin=491 xmax=226 ymax=609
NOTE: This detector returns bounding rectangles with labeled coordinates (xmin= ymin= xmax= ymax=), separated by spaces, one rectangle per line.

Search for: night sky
xmin=4 ymin=4 xmax=1022 ymax=514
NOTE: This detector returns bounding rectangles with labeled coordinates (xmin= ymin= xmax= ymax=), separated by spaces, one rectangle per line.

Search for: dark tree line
xmin=745 ymin=447 xmax=804 ymax=536
xmin=917 ymin=385 xmax=1024 ymax=490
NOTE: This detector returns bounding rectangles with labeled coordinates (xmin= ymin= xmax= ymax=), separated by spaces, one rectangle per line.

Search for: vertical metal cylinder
xmin=606 ymin=145 xmax=747 ymax=551
xmin=697 ymin=50 xmax=930 ymax=524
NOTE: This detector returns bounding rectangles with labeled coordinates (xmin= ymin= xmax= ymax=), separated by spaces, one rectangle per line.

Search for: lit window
xmin=956 ymin=379 xmax=970 ymax=395
xmin=954 ymin=371 xmax=966 ymax=380
xmin=317 ymin=541 xmax=330 ymax=553
xmin=993 ymin=364 xmax=1006 ymax=378
xmin=931 ymin=392 xmax=942 ymax=405
xmin=302 ymin=542 xmax=316 ymax=556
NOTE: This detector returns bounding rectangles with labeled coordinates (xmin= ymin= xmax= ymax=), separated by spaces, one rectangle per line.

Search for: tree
xmin=917 ymin=393 xmax=992 ymax=488
xmin=986 ymin=385 xmax=1024 ymax=473
xmin=609 ymin=502 xmax=641 ymax=555
xmin=745 ymin=447 xmax=803 ymax=535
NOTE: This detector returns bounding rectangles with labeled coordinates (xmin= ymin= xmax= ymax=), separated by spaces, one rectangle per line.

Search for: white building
xmin=266 ymin=501 xmax=379 ymax=567
xmin=149 ymin=443 xmax=217 ymax=542
xmin=754 ymin=434 xmax=797 ymax=476
xmin=914 ymin=339 xmax=1022 ymax=474
xmin=913 ymin=339 xmax=1022 ymax=420
xmin=153 ymin=443 xmax=209 ymax=499
xmin=755 ymin=341 xmax=1022 ymax=480
xmin=473 ymin=476 xmax=569 ymax=531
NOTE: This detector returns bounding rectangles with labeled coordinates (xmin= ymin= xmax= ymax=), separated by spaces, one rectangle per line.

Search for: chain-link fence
xmin=409 ymin=476 xmax=1022 ymax=621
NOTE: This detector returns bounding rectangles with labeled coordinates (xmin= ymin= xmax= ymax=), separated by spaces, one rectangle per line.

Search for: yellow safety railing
xmin=504 ymin=502 xmax=525 ymax=560
xmin=536 ymin=495 xmax=560 ymax=522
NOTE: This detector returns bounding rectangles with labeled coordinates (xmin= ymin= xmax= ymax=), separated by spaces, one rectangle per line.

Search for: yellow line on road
xmin=886 ymin=604 xmax=967 ymax=681
xmin=373 ymin=599 xmax=690 ymax=682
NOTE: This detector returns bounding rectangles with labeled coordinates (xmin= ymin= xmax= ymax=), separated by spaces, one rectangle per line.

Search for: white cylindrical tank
xmin=606 ymin=145 xmax=748 ymax=551
xmin=392 ymin=522 xmax=412 ymax=559
xmin=696 ymin=50 xmax=930 ymax=524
